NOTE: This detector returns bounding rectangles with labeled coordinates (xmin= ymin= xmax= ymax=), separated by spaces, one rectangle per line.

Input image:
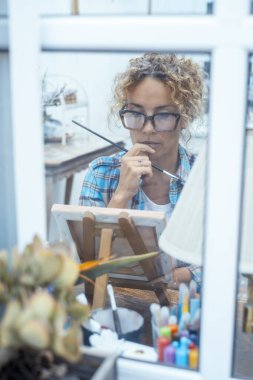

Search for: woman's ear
xmin=179 ymin=119 xmax=188 ymax=130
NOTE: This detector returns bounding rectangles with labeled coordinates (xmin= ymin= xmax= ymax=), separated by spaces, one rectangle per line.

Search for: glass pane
xmin=151 ymin=0 xmax=213 ymax=15
xmin=0 ymin=52 xmax=17 ymax=250
xmin=40 ymin=0 xmax=149 ymax=16
xmin=39 ymin=0 xmax=213 ymax=17
xmin=0 ymin=0 xmax=7 ymax=17
xmin=233 ymin=54 xmax=253 ymax=379
xmin=42 ymin=50 xmax=210 ymax=369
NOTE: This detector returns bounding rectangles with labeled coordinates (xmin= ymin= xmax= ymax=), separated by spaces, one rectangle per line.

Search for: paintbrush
xmin=72 ymin=119 xmax=182 ymax=182
xmin=107 ymin=283 xmax=122 ymax=336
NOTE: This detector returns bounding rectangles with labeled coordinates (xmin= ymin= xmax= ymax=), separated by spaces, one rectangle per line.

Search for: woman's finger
xmin=125 ymin=143 xmax=155 ymax=157
xmin=121 ymin=155 xmax=151 ymax=167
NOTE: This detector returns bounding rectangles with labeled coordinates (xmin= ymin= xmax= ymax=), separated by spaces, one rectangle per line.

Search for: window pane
xmin=0 ymin=52 xmax=17 ymax=250
xmin=151 ymin=0 xmax=213 ymax=15
xmin=233 ymin=54 xmax=253 ymax=379
xmin=0 ymin=0 xmax=7 ymax=17
xmin=40 ymin=0 xmax=149 ymax=16
xmin=39 ymin=0 xmax=214 ymax=17
xmin=42 ymin=50 xmax=210 ymax=369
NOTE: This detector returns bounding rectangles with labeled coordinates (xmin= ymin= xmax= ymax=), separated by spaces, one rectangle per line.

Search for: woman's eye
xmin=128 ymin=112 xmax=142 ymax=118
xmin=156 ymin=113 xmax=169 ymax=119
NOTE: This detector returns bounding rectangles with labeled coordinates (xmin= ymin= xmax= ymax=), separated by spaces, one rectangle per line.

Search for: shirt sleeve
xmin=173 ymin=258 xmax=202 ymax=291
xmin=79 ymin=166 xmax=106 ymax=207
xmin=187 ymin=264 xmax=202 ymax=292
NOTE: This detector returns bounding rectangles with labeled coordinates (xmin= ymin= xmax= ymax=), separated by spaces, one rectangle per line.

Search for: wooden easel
xmin=81 ymin=210 xmax=170 ymax=309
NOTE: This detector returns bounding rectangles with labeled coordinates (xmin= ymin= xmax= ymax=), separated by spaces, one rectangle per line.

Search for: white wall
xmin=41 ymin=52 xmax=137 ymax=138
xmin=41 ymin=52 xmax=136 ymax=241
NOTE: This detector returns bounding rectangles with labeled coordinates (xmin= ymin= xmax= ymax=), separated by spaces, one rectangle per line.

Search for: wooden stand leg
xmin=80 ymin=209 xmax=169 ymax=308
xmin=82 ymin=212 xmax=96 ymax=262
xmin=118 ymin=211 xmax=170 ymax=306
xmin=118 ymin=212 xmax=158 ymax=278
xmin=65 ymin=175 xmax=74 ymax=204
xmin=82 ymin=212 xmax=96 ymax=305
xmin=92 ymin=228 xmax=113 ymax=310
xmin=152 ymin=286 xmax=170 ymax=306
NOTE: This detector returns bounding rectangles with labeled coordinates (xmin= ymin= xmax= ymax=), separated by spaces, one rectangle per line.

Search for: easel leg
xmin=92 ymin=228 xmax=113 ymax=310
xmin=82 ymin=212 xmax=96 ymax=305
xmin=65 ymin=175 xmax=74 ymax=204
xmin=153 ymin=287 xmax=170 ymax=306
xmin=118 ymin=211 xmax=170 ymax=306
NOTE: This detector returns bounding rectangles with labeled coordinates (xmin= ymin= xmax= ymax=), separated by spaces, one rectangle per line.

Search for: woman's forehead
xmin=126 ymin=77 xmax=176 ymax=108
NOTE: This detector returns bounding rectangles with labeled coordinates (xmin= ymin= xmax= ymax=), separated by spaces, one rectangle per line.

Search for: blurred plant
xmin=0 ymin=236 xmax=157 ymax=378
xmin=41 ymin=71 xmax=78 ymax=109
xmin=0 ymin=236 xmax=89 ymax=365
xmin=41 ymin=71 xmax=66 ymax=108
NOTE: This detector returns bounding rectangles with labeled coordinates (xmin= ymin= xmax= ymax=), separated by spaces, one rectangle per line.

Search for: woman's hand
xmin=172 ymin=267 xmax=192 ymax=287
xmin=108 ymin=143 xmax=154 ymax=208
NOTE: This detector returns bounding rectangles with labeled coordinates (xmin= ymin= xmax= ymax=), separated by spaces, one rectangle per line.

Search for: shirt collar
xmin=175 ymin=144 xmax=193 ymax=183
xmin=169 ymin=145 xmax=194 ymax=206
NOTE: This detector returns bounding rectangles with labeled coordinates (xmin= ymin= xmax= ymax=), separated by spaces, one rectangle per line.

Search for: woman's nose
xmin=142 ymin=118 xmax=155 ymax=133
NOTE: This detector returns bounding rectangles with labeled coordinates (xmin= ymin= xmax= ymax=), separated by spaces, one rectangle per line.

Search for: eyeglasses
xmin=119 ymin=109 xmax=181 ymax=132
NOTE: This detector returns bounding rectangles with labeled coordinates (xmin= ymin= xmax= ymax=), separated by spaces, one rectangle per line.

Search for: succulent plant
xmin=0 ymin=235 xmax=157 ymax=369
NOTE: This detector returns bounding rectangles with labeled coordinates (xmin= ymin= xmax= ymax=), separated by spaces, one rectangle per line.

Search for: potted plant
xmin=0 ymin=236 xmax=157 ymax=379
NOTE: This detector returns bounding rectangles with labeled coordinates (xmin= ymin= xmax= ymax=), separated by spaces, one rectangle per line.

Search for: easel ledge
xmin=52 ymin=204 xmax=166 ymax=230
xmin=52 ymin=204 xmax=171 ymax=307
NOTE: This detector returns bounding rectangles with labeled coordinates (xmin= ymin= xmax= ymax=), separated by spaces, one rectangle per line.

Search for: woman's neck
xmin=142 ymin=147 xmax=179 ymax=204
xmin=152 ymin=147 xmax=179 ymax=175
xmin=142 ymin=172 xmax=171 ymax=205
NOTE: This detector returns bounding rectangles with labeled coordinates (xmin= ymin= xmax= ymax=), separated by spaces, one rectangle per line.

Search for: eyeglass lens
xmin=121 ymin=111 xmax=179 ymax=132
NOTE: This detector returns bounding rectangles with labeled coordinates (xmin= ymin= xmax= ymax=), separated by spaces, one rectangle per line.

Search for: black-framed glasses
xmin=119 ymin=109 xmax=181 ymax=132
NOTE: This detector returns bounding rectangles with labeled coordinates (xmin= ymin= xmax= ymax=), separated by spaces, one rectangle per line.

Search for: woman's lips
xmin=139 ymin=141 xmax=160 ymax=149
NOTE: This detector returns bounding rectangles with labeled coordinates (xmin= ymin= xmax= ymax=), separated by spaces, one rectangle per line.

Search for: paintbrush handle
xmin=72 ymin=119 xmax=182 ymax=182
xmin=112 ymin=310 xmax=122 ymax=336
xmin=107 ymin=283 xmax=122 ymax=336
xmin=72 ymin=119 xmax=127 ymax=152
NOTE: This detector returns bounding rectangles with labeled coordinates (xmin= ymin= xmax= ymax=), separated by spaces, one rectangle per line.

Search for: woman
xmin=79 ymin=52 xmax=205 ymax=287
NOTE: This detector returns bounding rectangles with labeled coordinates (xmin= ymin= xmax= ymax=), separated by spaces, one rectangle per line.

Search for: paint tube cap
xmin=159 ymin=326 xmax=171 ymax=340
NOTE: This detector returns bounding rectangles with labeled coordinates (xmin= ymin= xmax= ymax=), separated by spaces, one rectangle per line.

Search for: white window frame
xmin=0 ymin=0 xmax=47 ymax=249
xmin=1 ymin=0 xmax=252 ymax=379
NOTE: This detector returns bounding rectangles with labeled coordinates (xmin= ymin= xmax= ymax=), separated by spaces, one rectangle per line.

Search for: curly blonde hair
xmin=111 ymin=52 xmax=206 ymax=126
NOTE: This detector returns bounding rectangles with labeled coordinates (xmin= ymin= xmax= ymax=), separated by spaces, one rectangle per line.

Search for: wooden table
xmin=44 ymin=135 xmax=125 ymax=236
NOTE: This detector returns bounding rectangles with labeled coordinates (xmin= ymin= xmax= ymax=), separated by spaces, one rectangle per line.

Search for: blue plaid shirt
xmin=79 ymin=144 xmax=201 ymax=288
